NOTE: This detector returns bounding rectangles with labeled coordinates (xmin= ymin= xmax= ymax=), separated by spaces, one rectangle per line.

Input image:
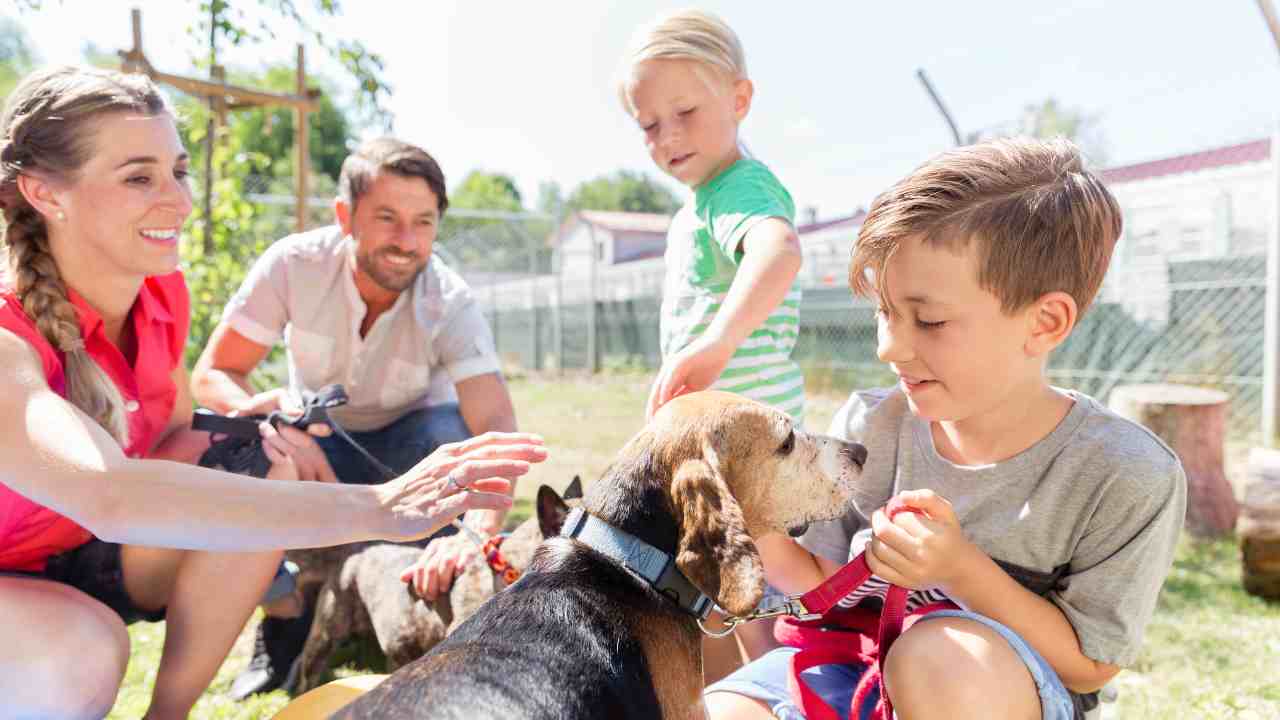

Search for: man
xmin=191 ymin=137 xmax=518 ymax=698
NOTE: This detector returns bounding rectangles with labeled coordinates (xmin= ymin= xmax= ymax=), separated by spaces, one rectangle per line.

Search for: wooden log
xmin=1240 ymin=448 xmax=1280 ymax=599
xmin=1108 ymin=383 xmax=1238 ymax=537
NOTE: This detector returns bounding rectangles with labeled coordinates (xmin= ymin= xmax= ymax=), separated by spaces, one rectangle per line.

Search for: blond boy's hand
xmin=865 ymin=489 xmax=985 ymax=595
xmin=646 ymin=335 xmax=736 ymax=419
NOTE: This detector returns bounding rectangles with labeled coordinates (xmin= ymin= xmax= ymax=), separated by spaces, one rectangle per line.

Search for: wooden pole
xmin=294 ymin=44 xmax=309 ymax=233
xmin=202 ymin=9 xmax=217 ymax=257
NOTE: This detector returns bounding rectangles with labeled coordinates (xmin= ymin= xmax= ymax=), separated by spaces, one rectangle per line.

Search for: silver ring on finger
xmin=446 ymin=471 xmax=470 ymax=493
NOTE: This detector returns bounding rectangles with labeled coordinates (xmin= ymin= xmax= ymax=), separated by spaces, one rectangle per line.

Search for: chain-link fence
xmin=230 ymin=193 xmax=1272 ymax=444
xmin=447 ymin=208 xmax=1271 ymax=444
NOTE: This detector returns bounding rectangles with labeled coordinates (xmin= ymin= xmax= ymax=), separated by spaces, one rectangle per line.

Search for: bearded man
xmin=191 ymin=137 xmax=517 ymax=698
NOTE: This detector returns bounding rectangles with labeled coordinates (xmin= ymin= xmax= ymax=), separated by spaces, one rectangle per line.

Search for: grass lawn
xmin=109 ymin=373 xmax=1280 ymax=718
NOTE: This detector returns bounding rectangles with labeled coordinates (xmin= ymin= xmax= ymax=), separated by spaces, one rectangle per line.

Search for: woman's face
xmin=54 ymin=113 xmax=193 ymax=279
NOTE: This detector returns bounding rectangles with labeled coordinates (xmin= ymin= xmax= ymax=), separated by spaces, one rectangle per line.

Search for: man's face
xmin=874 ymin=235 xmax=1041 ymax=424
xmin=339 ymin=171 xmax=441 ymax=293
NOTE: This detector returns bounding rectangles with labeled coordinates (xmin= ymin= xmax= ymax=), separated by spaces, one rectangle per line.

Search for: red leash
xmin=777 ymin=498 xmax=958 ymax=720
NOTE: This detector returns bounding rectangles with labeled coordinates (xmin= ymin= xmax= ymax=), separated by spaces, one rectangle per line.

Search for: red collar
xmin=482 ymin=535 xmax=521 ymax=585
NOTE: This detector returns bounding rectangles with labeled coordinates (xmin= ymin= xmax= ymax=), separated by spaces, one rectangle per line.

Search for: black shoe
xmin=229 ymin=609 xmax=313 ymax=700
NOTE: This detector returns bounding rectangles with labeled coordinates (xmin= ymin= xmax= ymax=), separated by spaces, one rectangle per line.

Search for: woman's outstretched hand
xmin=374 ymin=432 xmax=547 ymax=542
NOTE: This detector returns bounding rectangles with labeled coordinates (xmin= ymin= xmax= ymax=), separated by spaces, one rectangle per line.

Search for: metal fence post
xmin=588 ymin=222 xmax=599 ymax=374
xmin=527 ymin=223 xmax=540 ymax=371
xmin=1264 ymin=117 xmax=1280 ymax=445
xmin=553 ymin=205 xmax=565 ymax=375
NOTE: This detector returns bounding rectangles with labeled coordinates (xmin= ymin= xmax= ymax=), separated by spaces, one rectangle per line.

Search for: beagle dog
xmin=332 ymin=391 xmax=867 ymax=720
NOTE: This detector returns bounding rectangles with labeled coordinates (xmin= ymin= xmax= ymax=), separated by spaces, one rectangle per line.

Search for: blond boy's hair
xmin=618 ymin=8 xmax=746 ymax=114
xmin=851 ymin=137 xmax=1122 ymax=316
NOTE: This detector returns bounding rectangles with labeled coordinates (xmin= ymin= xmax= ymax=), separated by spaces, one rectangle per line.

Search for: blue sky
xmin=13 ymin=1 xmax=1280 ymax=220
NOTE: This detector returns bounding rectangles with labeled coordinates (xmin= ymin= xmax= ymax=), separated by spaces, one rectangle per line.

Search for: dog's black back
xmin=332 ymin=538 xmax=674 ymax=719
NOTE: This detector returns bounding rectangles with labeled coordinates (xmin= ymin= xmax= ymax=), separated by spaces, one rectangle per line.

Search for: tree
xmin=968 ymin=97 xmax=1108 ymax=166
xmin=452 ymin=171 xmax=523 ymax=212
xmin=440 ymin=171 xmax=545 ymax=275
xmin=565 ymin=170 xmax=682 ymax=215
xmin=216 ymin=65 xmax=353 ymax=182
xmin=0 ymin=18 xmax=36 ymax=101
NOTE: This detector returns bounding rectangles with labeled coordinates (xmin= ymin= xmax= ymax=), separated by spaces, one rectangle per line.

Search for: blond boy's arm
xmin=703 ymin=217 xmax=802 ymax=348
xmin=645 ymin=218 xmax=802 ymax=417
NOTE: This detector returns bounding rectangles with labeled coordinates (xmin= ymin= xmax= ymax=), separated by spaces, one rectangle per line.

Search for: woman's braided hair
xmin=0 ymin=66 xmax=170 ymax=445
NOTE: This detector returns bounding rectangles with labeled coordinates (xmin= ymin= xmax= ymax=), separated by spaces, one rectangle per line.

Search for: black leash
xmin=194 ymin=384 xmax=396 ymax=481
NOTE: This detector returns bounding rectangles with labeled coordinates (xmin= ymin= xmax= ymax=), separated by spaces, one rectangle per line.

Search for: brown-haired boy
xmin=705 ymin=138 xmax=1187 ymax=720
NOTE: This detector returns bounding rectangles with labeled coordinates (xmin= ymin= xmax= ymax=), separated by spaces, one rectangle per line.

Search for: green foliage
xmin=0 ymin=17 xmax=36 ymax=101
xmin=191 ymin=0 xmax=393 ymax=130
xmin=178 ymin=115 xmax=276 ymax=369
xmin=968 ymin=97 xmax=1108 ymax=166
xmin=565 ymin=170 xmax=681 ymax=215
xmin=218 ymin=65 xmax=352 ymax=182
xmin=452 ymin=171 xmax=523 ymax=211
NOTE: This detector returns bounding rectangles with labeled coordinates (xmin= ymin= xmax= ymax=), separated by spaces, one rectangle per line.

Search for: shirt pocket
xmin=287 ymin=328 xmax=337 ymax=388
xmin=381 ymin=357 xmax=432 ymax=409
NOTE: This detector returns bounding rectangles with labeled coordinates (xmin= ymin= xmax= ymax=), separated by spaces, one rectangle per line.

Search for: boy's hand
xmin=646 ymin=336 xmax=735 ymax=419
xmin=866 ymin=489 xmax=983 ymax=594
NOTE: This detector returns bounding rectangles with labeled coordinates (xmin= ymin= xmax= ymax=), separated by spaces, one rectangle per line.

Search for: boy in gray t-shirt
xmin=705 ymin=138 xmax=1187 ymax=720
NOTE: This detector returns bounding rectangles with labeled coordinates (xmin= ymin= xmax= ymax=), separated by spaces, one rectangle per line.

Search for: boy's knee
xmin=884 ymin=617 xmax=1037 ymax=719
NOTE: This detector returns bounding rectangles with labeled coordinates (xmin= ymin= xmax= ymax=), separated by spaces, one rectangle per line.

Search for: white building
xmin=1100 ymin=138 xmax=1271 ymax=327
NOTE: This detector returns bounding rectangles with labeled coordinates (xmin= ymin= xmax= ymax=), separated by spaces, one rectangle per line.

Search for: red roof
xmin=1102 ymin=138 xmax=1270 ymax=185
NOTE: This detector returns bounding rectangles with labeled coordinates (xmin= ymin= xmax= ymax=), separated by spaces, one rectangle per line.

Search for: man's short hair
xmin=338 ymin=137 xmax=449 ymax=215
xmin=851 ymin=137 xmax=1122 ymax=316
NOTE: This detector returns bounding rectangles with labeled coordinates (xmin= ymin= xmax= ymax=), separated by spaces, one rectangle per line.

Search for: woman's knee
xmin=883 ymin=617 xmax=1038 ymax=719
xmin=0 ymin=579 xmax=130 ymax=718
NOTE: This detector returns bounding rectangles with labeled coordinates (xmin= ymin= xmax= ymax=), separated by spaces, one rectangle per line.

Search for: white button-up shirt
xmin=222 ymin=225 xmax=501 ymax=432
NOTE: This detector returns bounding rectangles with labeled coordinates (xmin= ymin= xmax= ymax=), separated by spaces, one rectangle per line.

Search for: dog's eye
xmin=778 ymin=430 xmax=795 ymax=456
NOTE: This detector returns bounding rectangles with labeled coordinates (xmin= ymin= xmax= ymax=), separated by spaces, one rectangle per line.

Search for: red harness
xmin=776 ymin=498 xmax=959 ymax=720
xmin=481 ymin=534 xmax=522 ymax=586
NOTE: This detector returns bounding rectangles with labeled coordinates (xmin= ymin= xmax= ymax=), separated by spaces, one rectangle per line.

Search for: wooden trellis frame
xmin=118 ymin=8 xmax=321 ymax=237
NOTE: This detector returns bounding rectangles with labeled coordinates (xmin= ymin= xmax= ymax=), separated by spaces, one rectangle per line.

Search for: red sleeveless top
xmin=0 ymin=272 xmax=189 ymax=571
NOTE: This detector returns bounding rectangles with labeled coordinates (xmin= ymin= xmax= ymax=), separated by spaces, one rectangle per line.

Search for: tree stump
xmin=1240 ymin=448 xmax=1280 ymax=600
xmin=1108 ymin=383 xmax=1238 ymax=537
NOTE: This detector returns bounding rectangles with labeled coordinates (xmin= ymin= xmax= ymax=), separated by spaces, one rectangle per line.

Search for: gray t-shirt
xmin=801 ymin=387 xmax=1186 ymax=667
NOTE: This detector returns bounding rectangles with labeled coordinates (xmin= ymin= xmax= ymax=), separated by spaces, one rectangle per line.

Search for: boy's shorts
xmin=705 ymin=609 xmax=1077 ymax=720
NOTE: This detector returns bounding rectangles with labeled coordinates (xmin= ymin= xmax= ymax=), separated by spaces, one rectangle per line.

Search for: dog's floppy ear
xmin=563 ymin=475 xmax=584 ymax=500
xmin=670 ymin=457 xmax=764 ymax=616
xmin=536 ymin=484 xmax=572 ymax=538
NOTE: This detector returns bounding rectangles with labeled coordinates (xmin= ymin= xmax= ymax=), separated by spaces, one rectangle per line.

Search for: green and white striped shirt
xmin=660 ymin=159 xmax=804 ymax=421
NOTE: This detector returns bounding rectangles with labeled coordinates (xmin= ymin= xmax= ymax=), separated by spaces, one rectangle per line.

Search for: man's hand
xmin=646 ymin=335 xmax=735 ymax=419
xmin=257 ymin=419 xmax=341 ymax=483
xmin=865 ymin=489 xmax=984 ymax=595
xmin=231 ymin=389 xmax=337 ymax=482
xmin=229 ymin=388 xmax=295 ymax=417
xmin=400 ymin=534 xmax=482 ymax=600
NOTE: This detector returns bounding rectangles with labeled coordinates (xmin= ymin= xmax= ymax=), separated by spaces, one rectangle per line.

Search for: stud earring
xmin=55 ymin=210 xmax=65 ymax=221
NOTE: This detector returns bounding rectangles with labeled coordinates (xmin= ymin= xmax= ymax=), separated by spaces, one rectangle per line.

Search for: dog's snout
xmin=841 ymin=442 xmax=868 ymax=469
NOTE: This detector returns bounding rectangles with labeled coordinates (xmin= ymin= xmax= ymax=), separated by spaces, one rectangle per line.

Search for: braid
xmin=3 ymin=202 xmax=130 ymax=444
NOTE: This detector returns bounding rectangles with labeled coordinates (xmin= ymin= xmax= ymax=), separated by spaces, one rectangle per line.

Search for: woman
xmin=0 ymin=65 xmax=545 ymax=720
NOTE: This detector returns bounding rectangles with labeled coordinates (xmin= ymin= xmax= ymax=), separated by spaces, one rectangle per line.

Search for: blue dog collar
xmin=560 ymin=507 xmax=713 ymax=620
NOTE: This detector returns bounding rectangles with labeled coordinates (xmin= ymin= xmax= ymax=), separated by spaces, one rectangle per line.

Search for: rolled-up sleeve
xmin=221 ymin=241 xmax=291 ymax=347
xmin=434 ymin=291 xmax=502 ymax=384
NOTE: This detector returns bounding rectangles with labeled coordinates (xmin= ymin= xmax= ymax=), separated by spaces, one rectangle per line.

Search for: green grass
xmin=109 ymin=373 xmax=1280 ymax=718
